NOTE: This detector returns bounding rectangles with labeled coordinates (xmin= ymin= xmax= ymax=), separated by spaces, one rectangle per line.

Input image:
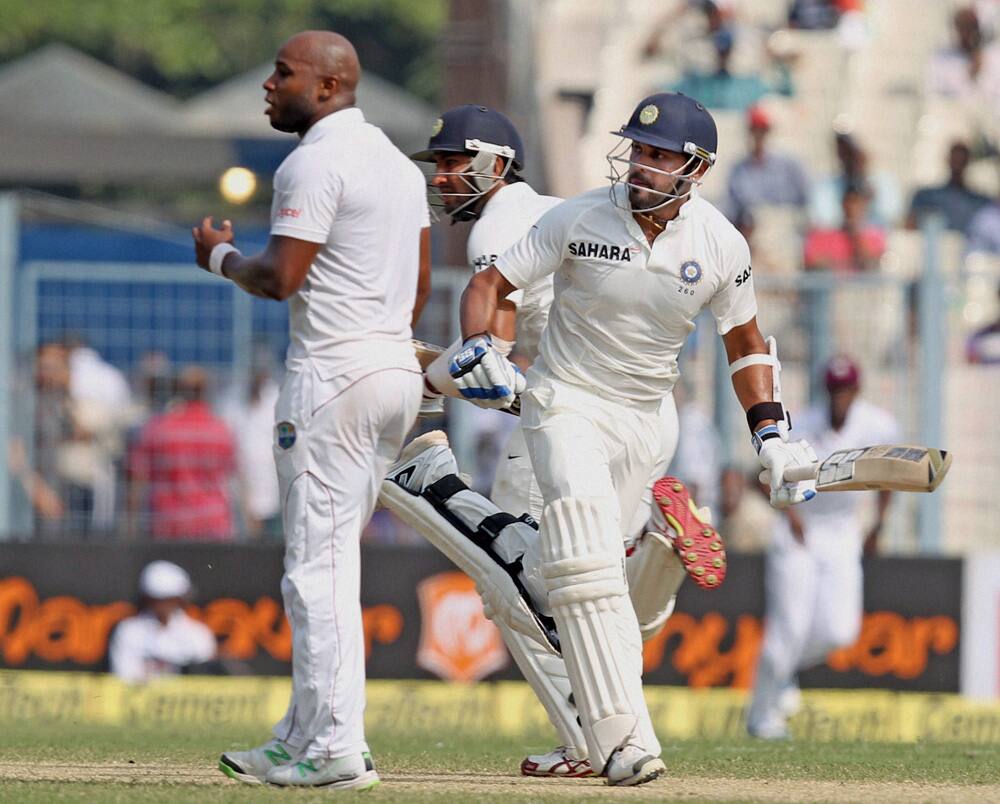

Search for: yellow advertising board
xmin=3 ymin=671 xmax=1000 ymax=742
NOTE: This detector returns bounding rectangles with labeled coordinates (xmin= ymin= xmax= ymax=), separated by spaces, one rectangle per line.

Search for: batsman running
xmin=448 ymin=92 xmax=819 ymax=785
xmin=379 ymin=104 xmax=717 ymax=781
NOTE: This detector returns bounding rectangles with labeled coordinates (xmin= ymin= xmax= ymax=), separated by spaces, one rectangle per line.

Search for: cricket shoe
xmin=603 ymin=744 xmax=666 ymax=787
xmin=388 ymin=430 xmax=456 ymax=493
xmin=520 ymin=746 xmax=594 ymax=778
xmin=650 ymin=476 xmax=726 ymax=590
xmin=747 ymin=719 xmax=791 ymax=741
xmin=265 ymin=751 xmax=380 ymax=790
xmin=219 ymin=738 xmax=295 ymax=784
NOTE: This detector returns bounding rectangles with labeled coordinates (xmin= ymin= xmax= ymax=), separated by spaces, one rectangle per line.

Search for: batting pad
xmin=626 ymin=531 xmax=686 ymax=641
xmin=378 ymin=479 xmax=555 ymax=653
xmin=493 ymin=618 xmax=586 ymax=758
xmin=540 ymin=497 xmax=658 ymax=767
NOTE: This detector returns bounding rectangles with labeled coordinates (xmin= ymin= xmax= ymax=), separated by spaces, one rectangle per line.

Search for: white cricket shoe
xmin=218 ymin=738 xmax=294 ymax=784
xmin=747 ymin=719 xmax=791 ymax=740
xmin=520 ymin=746 xmax=594 ymax=778
xmin=388 ymin=430 xmax=456 ymax=493
xmin=604 ymin=744 xmax=666 ymax=787
xmin=264 ymin=751 xmax=380 ymax=790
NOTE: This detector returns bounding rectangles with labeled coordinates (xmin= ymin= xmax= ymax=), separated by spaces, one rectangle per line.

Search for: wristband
xmin=751 ymin=424 xmax=781 ymax=454
xmin=746 ymin=401 xmax=786 ymax=432
xmin=209 ymin=243 xmax=239 ymax=277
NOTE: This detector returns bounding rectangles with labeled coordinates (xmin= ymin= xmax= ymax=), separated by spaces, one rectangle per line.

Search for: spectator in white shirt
xmin=109 ymin=561 xmax=217 ymax=683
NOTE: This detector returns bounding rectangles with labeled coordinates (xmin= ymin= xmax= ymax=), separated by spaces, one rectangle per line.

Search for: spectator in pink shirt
xmin=804 ymin=182 xmax=885 ymax=272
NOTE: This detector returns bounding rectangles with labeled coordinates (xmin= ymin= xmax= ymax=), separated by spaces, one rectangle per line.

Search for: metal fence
xmin=0 ymin=193 xmax=996 ymax=552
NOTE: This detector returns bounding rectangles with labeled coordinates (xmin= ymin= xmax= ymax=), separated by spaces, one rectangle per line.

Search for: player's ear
xmin=318 ymin=74 xmax=338 ymax=101
xmin=493 ymin=156 xmax=506 ymax=177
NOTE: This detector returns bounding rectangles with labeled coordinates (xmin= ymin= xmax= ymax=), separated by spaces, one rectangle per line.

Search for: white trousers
xmin=272 ymin=365 xmax=421 ymax=759
xmin=748 ymin=519 xmax=863 ymax=731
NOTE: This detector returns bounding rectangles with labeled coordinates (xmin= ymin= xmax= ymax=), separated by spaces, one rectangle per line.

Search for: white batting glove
xmin=757 ymin=435 xmax=818 ymax=509
xmin=448 ymin=335 xmax=525 ymax=410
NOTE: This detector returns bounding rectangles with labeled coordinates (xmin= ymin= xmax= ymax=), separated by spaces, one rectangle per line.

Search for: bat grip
xmin=783 ymin=464 xmax=819 ymax=483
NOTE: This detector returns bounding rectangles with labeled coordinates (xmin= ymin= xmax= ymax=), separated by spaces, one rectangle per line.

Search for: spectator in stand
xmin=227 ymin=368 xmax=282 ymax=539
xmin=805 ymin=181 xmax=886 ymax=272
xmin=670 ymin=21 xmax=793 ymax=111
xmin=128 ymin=366 xmax=237 ymax=541
xmin=788 ymin=0 xmax=841 ymax=29
xmin=719 ymin=466 xmax=776 ymax=553
xmin=109 ymin=560 xmax=217 ymax=683
xmin=727 ymin=105 xmax=810 ymax=223
xmin=906 ymin=142 xmax=992 ymax=235
xmin=810 ymin=132 xmax=901 ymax=228
xmin=967 ymin=194 xmax=1000 ymax=255
xmin=927 ymin=6 xmax=1000 ymax=105
xmin=668 ymin=382 xmax=722 ymax=516
xmin=967 ymin=283 xmax=1000 ymax=363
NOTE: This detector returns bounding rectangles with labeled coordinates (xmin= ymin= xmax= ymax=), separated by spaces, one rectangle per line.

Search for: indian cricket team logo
xmin=680 ymin=259 xmax=703 ymax=285
xmin=431 ymin=117 xmax=444 ymax=137
xmin=639 ymin=104 xmax=659 ymax=125
xmin=276 ymin=421 xmax=296 ymax=449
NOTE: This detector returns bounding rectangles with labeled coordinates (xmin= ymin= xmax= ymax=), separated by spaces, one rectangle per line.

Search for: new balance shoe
xmin=388 ymin=430 xmax=456 ymax=494
xmin=219 ymin=738 xmax=295 ymax=784
xmin=604 ymin=743 xmax=666 ymax=787
xmin=520 ymin=746 xmax=594 ymax=778
xmin=264 ymin=751 xmax=380 ymax=790
xmin=651 ymin=476 xmax=726 ymax=589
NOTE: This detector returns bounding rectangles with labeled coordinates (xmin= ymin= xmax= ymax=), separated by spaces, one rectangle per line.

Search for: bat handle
xmin=783 ymin=464 xmax=819 ymax=483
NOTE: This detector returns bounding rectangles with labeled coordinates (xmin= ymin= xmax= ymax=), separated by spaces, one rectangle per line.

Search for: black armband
xmin=746 ymin=401 xmax=788 ymax=432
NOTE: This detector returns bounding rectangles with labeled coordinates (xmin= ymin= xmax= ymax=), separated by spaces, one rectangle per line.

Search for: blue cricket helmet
xmin=613 ymin=93 xmax=718 ymax=165
xmin=411 ymin=105 xmax=525 ymax=170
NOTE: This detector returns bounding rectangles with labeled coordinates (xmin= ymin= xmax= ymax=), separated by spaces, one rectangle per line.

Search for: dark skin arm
xmin=863 ymin=490 xmax=893 ymax=556
xmin=192 ymin=217 xmax=321 ymax=301
xmin=412 ymin=227 xmax=432 ymax=327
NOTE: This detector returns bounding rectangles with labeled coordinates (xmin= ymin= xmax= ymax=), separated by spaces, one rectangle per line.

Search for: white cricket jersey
xmin=109 ymin=609 xmax=217 ymax=683
xmin=270 ymin=107 xmax=428 ymax=380
xmin=790 ymin=398 xmax=901 ymax=524
xmin=467 ymin=182 xmax=561 ymax=362
xmin=495 ymin=185 xmax=757 ymax=405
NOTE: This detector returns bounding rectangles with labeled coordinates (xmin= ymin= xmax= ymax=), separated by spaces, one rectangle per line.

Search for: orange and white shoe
xmin=651 ymin=476 xmax=726 ymax=590
xmin=520 ymin=746 xmax=594 ymax=778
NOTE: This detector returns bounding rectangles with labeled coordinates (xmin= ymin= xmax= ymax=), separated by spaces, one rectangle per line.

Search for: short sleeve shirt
xmin=270 ymin=107 xmax=429 ymax=379
xmin=495 ymin=186 xmax=757 ymax=405
xmin=466 ymin=183 xmax=562 ymax=362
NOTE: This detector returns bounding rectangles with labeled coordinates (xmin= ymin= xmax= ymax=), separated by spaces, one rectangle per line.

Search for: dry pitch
xmin=1 ymin=721 xmax=999 ymax=803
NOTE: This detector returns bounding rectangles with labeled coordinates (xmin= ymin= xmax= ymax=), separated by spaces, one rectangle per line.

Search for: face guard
xmin=606 ymin=137 xmax=715 ymax=215
xmin=425 ymin=139 xmax=516 ymax=222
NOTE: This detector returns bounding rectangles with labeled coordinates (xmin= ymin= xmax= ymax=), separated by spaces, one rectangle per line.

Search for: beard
xmin=268 ymin=95 xmax=316 ymax=135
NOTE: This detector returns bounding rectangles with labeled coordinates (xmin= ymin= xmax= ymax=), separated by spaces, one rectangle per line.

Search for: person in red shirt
xmin=804 ymin=181 xmax=886 ymax=272
xmin=128 ymin=366 xmax=236 ymax=540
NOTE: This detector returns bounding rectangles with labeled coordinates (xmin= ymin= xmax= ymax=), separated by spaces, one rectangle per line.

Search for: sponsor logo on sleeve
xmin=735 ymin=265 xmax=753 ymax=287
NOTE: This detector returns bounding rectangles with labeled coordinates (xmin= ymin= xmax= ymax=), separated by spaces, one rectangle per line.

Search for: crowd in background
xmin=6 ymin=0 xmax=1000 ymax=548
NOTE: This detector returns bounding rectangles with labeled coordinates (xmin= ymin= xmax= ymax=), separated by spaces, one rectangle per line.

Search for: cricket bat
xmin=783 ymin=445 xmax=952 ymax=492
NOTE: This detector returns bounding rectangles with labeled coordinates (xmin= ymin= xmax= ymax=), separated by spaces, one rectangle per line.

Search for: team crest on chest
xmin=679 ymin=260 xmax=703 ymax=285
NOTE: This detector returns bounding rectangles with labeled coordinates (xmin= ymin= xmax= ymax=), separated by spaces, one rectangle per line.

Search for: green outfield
xmin=2 ymin=719 xmax=1000 ymax=803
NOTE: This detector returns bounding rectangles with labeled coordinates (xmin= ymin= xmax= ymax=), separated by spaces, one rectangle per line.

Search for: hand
xmin=757 ymin=438 xmax=818 ymax=509
xmin=448 ymin=335 xmax=525 ymax=409
xmin=192 ymin=216 xmax=235 ymax=271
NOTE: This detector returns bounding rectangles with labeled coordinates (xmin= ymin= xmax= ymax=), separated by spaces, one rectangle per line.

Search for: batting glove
xmin=757 ymin=435 xmax=818 ymax=508
xmin=448 ymin=335 xmax=525 ymax=410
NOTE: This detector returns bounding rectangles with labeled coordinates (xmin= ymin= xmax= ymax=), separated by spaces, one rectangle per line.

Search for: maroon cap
xmin=824 ymin=355 xmax=861 ymax=390
xmin=747 ymin=105 xmax=771 ymax=131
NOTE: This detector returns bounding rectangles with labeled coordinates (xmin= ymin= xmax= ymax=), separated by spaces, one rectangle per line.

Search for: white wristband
xmin=209 ymin=243 xmax=239 ymax=277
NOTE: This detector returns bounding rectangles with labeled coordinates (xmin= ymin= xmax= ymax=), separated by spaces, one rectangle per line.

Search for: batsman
xmin=453 ymin=92 xmax=818 ymax=785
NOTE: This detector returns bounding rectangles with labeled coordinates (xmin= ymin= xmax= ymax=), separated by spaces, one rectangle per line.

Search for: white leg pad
xmin=495 ymin=619 xmax=587 ymax=758
xmin=378 ymin=479 xmax=555 ymax=652
xmin=626 ymin=531 xmax=687 ymax=641
xmin=541 ymin=497 xmax=658 ymax=768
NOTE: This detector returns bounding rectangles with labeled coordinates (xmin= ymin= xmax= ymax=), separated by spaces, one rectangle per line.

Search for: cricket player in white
xmin=747 ymin=355 xmax=898 ymax=739
xmin=193 ymin=32 xmax=428 ymax=790
xmin=449 ymin=92 xmax=818 ymax=786
xmin=380 ymin=105 xmax=715 ymax=779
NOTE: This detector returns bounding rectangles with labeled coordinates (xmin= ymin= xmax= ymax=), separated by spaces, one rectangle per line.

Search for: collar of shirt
xmin=300 ymin=106 xmax=366 ymax=145
xmin=612 ymin=183 xmax=700 ymax=244
xmin=480 ymin=181 xmax=538 ymax=218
